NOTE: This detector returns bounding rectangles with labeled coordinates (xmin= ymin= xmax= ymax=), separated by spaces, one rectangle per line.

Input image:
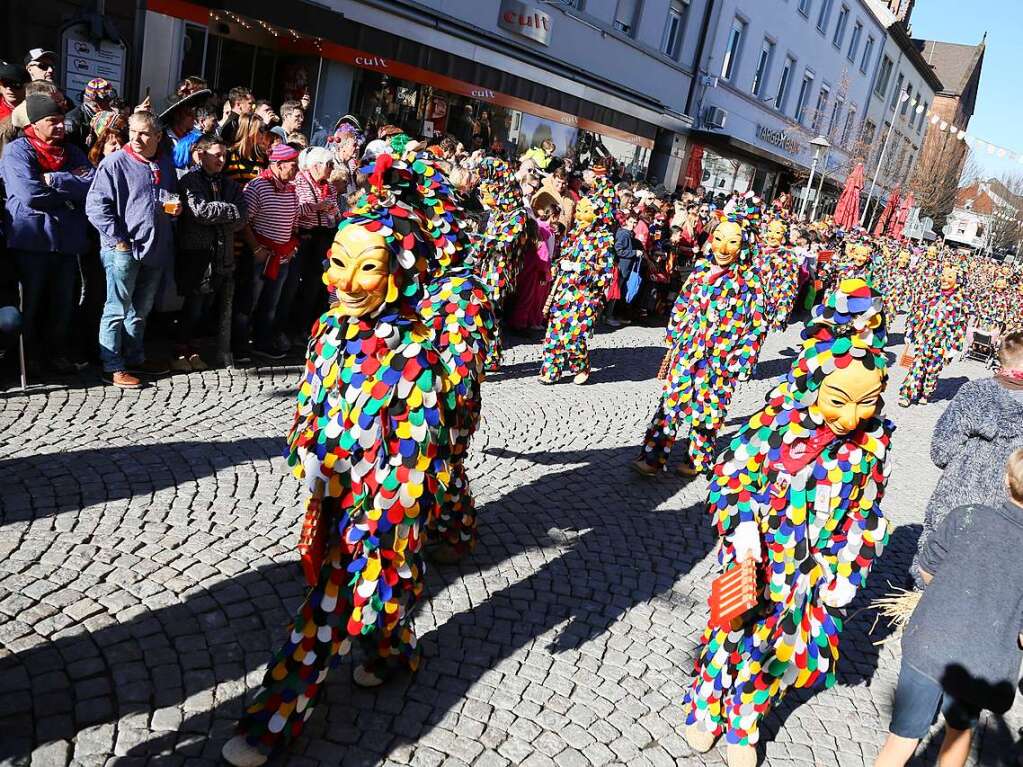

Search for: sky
xmin=910 ymin=0 xmax=1023 ymax=182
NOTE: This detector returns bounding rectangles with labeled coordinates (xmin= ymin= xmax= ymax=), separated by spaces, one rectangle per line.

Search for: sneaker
xmin=169 ymin=355 xmax=192 ymax=373
xmin=187 ymin=353 xmax=208 ymax=372
xmin=251 ymin=345 xmax=287 ymax=362
xmin=104 ymin=370 xmax=143 ymax=389
xmin=128 ymin=359 xmax=170 ymax=376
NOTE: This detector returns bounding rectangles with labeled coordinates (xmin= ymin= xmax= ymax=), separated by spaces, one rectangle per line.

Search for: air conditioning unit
xmin=704 ymin=106 xmax=727 ymax=129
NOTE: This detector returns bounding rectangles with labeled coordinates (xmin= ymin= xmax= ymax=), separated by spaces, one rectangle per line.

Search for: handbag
xmin=297 ymin=494 xmax=328 ymax=587
xmin=708 ymin=558 xmax=758 ymax=628
xmin=899 ymin=345 xmax=915 ymax=369
xmin=625 ymin=269 xmax=643 ymax=303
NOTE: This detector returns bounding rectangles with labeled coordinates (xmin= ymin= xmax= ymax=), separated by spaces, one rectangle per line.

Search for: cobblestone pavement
xmin=0 ymin=317 xmax=1018 ymax=767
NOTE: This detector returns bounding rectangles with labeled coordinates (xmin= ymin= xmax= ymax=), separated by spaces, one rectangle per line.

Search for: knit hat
xmin=24 ymin=93 xmax=62 ymax=125
xmin=90 ymin=109 xmax=125 ymax=138
xmin=268 ymin=143 xmax=299 ymax=163
xmin=84 ymin=77 xmax=114 ymax=103
xmin=0 ymin=62 xmax=28 ymax=85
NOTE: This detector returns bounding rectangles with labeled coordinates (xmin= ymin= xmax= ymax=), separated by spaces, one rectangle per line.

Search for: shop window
xmin=794 ymin=70 xmax=814 ymax=124
xmin=721 ymin=17 xmax=746 ymax=81
xmin=661 ymin=0 xmax=689 ymax=59
xmin=180 ymin=23 xmax=208 ymax=83
xmin=613 ymin=0 xmax=641 ymax=36
xmin=847 ymin=21 xmax=862 ymax=63
xmin=776 ymin=55 xmax=795 ymax=111
xmin=812 ymin=84 xmax=830 ymax=132
xmin=817 ymin=0 xmax=833 ymax=33
xmin=751 ymin=38 xmax=774 ymax=97
xmin=832 ymin=6 xmax=849 ymax=48
xmin=860 ymin=35 xmax=875 ymax=74
xmin=874 ymin=55 xmax=893 ymax=99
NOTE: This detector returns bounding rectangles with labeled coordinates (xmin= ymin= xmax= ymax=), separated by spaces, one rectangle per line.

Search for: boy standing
xmin=874 ymin=449 xmax=1023 ymax=767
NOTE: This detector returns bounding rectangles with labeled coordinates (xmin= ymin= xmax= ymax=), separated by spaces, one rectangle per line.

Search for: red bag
xmin=297 ymin=496 xmax=328 ymax=586
xmin=709 ymin=559 xmax=758 ymax=628
xmin=900 ymin=346 xmax=915 ymax=369
xmin=606 ymin=265 xmax=622 ymax=300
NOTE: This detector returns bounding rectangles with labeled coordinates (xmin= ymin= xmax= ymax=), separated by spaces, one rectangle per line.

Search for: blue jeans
xmin=14 ymin=249 xmax=77 ymax=358
xmin=98 ymin=250 xmax=166 ymax=372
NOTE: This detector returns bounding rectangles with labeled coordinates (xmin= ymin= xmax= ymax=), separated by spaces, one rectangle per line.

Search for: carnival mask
xmin=326 ymin=225 xmax=393 ymax=317
xmin=711 ymin=221 xmax=743 ymax=267
xmin=897 ymin=251 xmax=911 ymax=268
xmin=575 ymin=198 xmax=596 ymax=228
xmin=995 ymin=275 xmax=1008 ymax=290
xmin=814 ymin=360 xmax=884 ymax=437
xmin=940 ymin=266 xmax=958 ymax=292
xmin=764 ymin=219 xmax=786 ymax=248
xmin=847 ymin=242 xmax=872 ymax=268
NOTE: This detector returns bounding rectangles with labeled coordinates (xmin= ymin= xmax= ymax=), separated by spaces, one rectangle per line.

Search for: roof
xmin=912 ymin=38 xmax=985 ymax=98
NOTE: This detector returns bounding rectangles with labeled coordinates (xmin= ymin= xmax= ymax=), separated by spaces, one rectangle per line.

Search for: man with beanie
xmin=1 ymin=92 xmax=94 ymax=375
xmin=86 ymin=110 xmax=179 ymax=388
xmin=67 ymin=76 xmax=114 ymax=149
xmin=235 ymin=141 xmax=299 ymax=360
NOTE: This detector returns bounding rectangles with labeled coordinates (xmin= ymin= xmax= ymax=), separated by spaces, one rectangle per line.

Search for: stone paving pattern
xmin=0 ymin=317 xmax=1019 ymax=767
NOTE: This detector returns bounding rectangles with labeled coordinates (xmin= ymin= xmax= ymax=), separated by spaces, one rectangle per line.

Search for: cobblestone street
xmin=0 ymin=320 xmax=1018 ymax=767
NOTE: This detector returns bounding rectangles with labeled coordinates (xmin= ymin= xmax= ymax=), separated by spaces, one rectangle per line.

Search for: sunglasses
xmin=32 ymin=61 xmax=55 ymax=71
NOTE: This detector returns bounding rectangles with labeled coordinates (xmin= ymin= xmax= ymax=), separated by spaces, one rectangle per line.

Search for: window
xmin=861 ymin=119 xmax=877 ymax=146
xmin=562 ymin=0 xmax=585 ymax=7
xmin=888 ymin=72 xmax=904 ymax=110
xmin=874 ymin=55 xmax=893 ymax=99
xmin=613 ymin=0 xmax=641 ymax=35
xmin=721 ymin=17 xmax=746 ymax=81
xmin=900 ymin=84 xmax=913 ymax=116
xmin=812 ymin=84 xmax=830 ymax=132
xmin=841 ymin=106 xmax=856 ymax=146
xmin=751 ymin=38 xmax=774 ymax=96
xmin=817 ymin=0 xmax=833 ymax=33
xmin=828 ymin=97 xmax=844 ymax=136
xmin=776 ymin=55 xmax=795 ymax=110
xmin=847 ymin=21 xmax=862 ymax=63
xmin=918 ymin=103 xmax=928 ymax=134
xmin=860 ymin=35 xmax=875 ymax=74
xmin=798 ymin=0 xmax=812 ymax=17
xmin=661 ymin=0 xmax=689 ymax=59
xmin=832 ymin=6 xmax=849 ymax=47
xmin=794 ymin=70 xmax=815 ymax=123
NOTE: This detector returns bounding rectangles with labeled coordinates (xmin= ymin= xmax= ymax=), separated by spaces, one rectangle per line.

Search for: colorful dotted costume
xmin=760 ymin=242 xmax=801 ymax=332
xmin=682 ymin=279 xmax=893 ymax=746
xmin=473 ymin=157 xmax=527 ymax=371
xmin=875 ymin=250 xmax=915 ymax=319
xmin=638 ymin=212 xmax=765 ymax=473
xmin=233 ymin=148 xmax=494 ymax=757
xmin=899 ymin=272 xmax=967 ymax=406
xmin=538 ymin=174 xmax=617 ymax=382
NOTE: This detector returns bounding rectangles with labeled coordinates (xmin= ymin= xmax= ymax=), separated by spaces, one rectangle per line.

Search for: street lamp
xmin=861 ymin=90 xmax=910 ymax=227
xmin=798 ymin=135 xmax=831 ymax=221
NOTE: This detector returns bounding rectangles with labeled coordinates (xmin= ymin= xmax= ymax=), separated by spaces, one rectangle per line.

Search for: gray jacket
xmin=912 ymin=377 xmax=1023 ymax=587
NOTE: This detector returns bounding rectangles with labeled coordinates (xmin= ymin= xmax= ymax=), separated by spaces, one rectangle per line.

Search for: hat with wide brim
xmin=157 ymin=88 xmax=212 ymax=122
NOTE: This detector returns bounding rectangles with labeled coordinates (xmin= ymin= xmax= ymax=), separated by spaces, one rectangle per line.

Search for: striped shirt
xmin=243 ymin=175 xmax=298 ymax=245
xmin=294 ymin=170 xmax=340 ymax=231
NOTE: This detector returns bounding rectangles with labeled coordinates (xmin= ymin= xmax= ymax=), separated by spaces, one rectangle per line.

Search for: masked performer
xmin=879 ymin=248 xmax=914 ymax=318
xmin=760 ymin=218 xmax=801 ymax=332
xmin=538 ymin=168 xmax=617 ymax=385
xmin=473 ymin=157 xmax=527 ymax=371
xmin=633 ymin=211 xmax=765 ymax=478
xmin=898 ymin=264 xmax=966 ymax=407
xmin=682 ymin=279 xmax=892 ymax=767
xmin=221 ymin=146 xmax=493 ymax=766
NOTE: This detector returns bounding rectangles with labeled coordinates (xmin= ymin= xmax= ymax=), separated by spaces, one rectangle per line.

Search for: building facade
xmin=858 ymin=1 xmax=941 ymax=226
xmin=136 ymin=0 xmax=697 ymax=186
xmin=683 ymin=0 xmax=886 ymax=210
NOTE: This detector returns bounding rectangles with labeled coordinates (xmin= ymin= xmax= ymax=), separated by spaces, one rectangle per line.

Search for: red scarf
xmin=778 ymin=424 xmax=838 ymax=475
xmin=123 ymin=143 xmax=161 ymax=186
xmin=258 ymin=166 xmax=290 ymax=192
xmin=24 ymin=124 xmax=66 ymax=173
xmin=0 ymin=99 xmax=14 ymax=122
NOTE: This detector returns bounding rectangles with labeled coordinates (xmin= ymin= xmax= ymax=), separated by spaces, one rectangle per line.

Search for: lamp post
xmin=798 ymin=134 xmax=831 ymax=221
xmin=861 ymin=90 xmax=909 ymax=227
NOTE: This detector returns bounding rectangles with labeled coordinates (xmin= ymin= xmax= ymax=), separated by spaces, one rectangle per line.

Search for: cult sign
xmin=498 ymin=0 xmax=553 ymax=46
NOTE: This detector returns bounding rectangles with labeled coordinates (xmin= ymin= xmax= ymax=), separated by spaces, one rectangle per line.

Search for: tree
xmin=910 ymin=129 xmax=980 ymax=230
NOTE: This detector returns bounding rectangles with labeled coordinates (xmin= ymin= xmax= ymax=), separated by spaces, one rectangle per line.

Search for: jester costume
xmin=899 ymin=275 xmax=966 ymax=406
xmin=473 ymin=157 xmax=527 ymax=371
xmin=538 ymin=173 xmax=617 ymax=382
xmin=761 ymin=242 xmax=801 ymax=332
xmin=683 ymin=279 xmax=892 ymax=746
xmin=637 ymin=216 xmax=765 ymax=474
xmin=229 ymin=148 xmax=493 ymax=759
xmin=877 ymin=250 xmax=914 ymax=319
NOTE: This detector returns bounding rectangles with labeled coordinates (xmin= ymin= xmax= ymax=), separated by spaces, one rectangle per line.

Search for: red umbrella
xmin=832 ymin=162 xmax=864 ymax=229
xmin=888 ymin=192 xmax=914 ymax=239
xmin=872 ymin=184 xmax=901 ymax=237
xmin=682 ymin=143 xmax=704 ymax=190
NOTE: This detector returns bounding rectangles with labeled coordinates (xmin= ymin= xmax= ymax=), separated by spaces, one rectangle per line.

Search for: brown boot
xmin=108 ymin=371 xmax=143 ymax=389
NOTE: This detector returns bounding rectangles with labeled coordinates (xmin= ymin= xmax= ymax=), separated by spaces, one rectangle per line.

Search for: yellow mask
xmin=325 ymin=225 xmax=393 ymax=317
xmin=847 ymin=242 xmax=872 ymax=267
xmin=897 ymin=250 xmax=910 ymax=268
xmin=813 ymin=360 xmax=884 ymax=437
xmin=995 ymin=276 xmax=1008 ymax=290
xmin=711 ymin=221 xmax=743 ymax=267
xmin=940 ymin=266 xmax=958 ymax=291
xmin=575 ymin=198 xmax=596 ymax=228
xmin=764 ymin=219 xmax=786 ymax=248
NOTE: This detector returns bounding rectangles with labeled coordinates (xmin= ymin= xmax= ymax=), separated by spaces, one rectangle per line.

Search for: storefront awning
xmin=149 ymin=0 xmax=660 ymax=147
